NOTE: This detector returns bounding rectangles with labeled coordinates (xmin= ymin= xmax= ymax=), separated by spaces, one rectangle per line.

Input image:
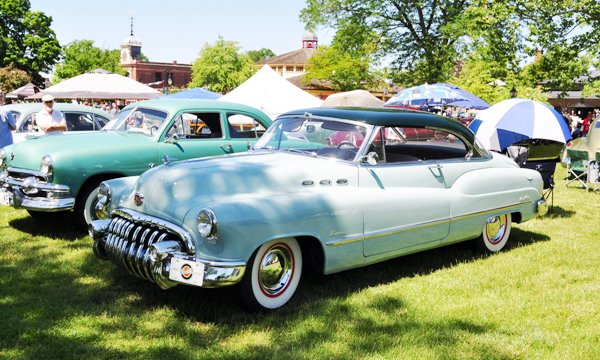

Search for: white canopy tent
xmin=321 ymin=90 xmax=383 ymax=108
xmin=219 ymin=65 xmax=323 ymax=119
xmin=27 ymin=69 xmax=162 ymax=100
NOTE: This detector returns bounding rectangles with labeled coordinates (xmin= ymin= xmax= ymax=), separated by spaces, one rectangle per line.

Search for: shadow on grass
xmin=9 ymin=213 xmax=86 ymax=241
xmin=0 ymin=224 xmax=549 ymax=359
xmin=542 ymin=205 xmax=575 ymax=218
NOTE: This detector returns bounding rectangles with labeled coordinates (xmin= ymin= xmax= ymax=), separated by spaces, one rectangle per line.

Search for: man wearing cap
xmin=36 ymin=95 xmax=66 ymax=134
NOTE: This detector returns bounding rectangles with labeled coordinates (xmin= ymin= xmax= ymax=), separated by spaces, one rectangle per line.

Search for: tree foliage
xmin=190 ymin=36 xmax=255 ymax=93
xmin=301 ymin=0 xmax=600 ymax=93
xmin=52 ymin=40 xmax=125 ymax=83
xmin=0 ymin=0 xmax=61 ymax=85
xmin=247 ymin=48 xmax=275 ymax=62
xmin=0 ymin=64 xmax=32 ymax=92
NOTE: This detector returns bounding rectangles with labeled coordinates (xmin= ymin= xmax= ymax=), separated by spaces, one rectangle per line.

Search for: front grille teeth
xmin=103 ymin=215 xmax=184 ymax=283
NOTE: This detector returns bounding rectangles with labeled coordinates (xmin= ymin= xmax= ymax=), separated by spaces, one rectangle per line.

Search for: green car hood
xmin=4 ymin=131 xmax=156 ymax=194
xmin=6 ymin=131 xmax=153 ymax=170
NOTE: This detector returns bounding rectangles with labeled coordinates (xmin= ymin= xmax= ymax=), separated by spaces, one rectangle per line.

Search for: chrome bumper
xmin=0 ymin=171 xmax=74 ymax=211
xmin=536 ymin=198 xmax=548 ymax=217
xmin=90 ymin=215 xmax=246 ymax=289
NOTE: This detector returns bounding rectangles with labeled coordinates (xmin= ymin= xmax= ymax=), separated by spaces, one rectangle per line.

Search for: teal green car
xmin=0 ymin=99 xmax=271 ymax=227
xmin=89 ymin=107 xmax=548 ymax=311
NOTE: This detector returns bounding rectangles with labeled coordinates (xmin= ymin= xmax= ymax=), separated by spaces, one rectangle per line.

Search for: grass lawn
xmin=0 ymin=166 xmax=599 ymax=359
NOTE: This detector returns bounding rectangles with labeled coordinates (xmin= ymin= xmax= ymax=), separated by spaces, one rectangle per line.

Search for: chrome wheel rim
xmin=258 ymin=243 xmax=294 ymax=297
xmin=485 ymin=215 xmax=507 ymax=245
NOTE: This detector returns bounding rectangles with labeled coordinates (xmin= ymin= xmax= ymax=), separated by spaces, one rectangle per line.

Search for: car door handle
xmin=428 ymin=164 xmax=443 ymax=170
xmin=220 ymin=144 xmax=234 ymax=153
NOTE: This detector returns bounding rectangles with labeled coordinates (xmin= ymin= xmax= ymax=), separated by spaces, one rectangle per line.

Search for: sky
xmin=28 ymin=0 xmax=334 ymax=64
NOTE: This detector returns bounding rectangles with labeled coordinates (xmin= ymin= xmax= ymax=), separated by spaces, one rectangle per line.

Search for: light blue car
xmin=90 ymin=107 xmax=548 ymax=311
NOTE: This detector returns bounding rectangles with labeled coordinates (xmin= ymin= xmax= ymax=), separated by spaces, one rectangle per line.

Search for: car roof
xmin=280 ymin=107 xmax=475 ymax=142
xmin=123 ymin=98 xmax=271 ymax=119
xmin=1 ymin=102 xmax=111 ymax=117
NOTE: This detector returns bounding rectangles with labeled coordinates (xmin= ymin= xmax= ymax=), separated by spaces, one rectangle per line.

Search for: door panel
xmin=361 ymin=161 xmax=451 ymax=257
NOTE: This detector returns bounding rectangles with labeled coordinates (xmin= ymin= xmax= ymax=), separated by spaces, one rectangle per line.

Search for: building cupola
xmin=120 ymin=13 xmax=143 ymax=64
xmin=302 ymin=31 xmax=318 ymax=49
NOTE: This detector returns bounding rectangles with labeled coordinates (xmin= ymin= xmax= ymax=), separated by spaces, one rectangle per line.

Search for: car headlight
xmin=0 ymin=149 xmax=6 ymax=170
xmin=197 ymin=208 xmax=218 ymax=238
xmin=94 ymin=182 xmax=112 ymax=219
xmin=40 ymin=155 xmax=53 ymax=176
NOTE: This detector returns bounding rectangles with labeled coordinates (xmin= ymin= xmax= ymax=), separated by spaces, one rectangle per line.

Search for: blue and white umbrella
xmin=468 ymin=98 xmax=572 ymax=151
xmin=385 ymin=83 xmax=468 ymax=107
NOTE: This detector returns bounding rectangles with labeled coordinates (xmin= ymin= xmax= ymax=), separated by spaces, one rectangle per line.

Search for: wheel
xmin=74 ymin=179 xmax=105 ymax=229
xmin=239 ymin=238 xmax=302 ymax=311
xmin=476 ymin=213 xmax=512 ymax=253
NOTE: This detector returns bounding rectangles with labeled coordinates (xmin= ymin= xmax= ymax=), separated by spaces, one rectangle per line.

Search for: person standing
xmin=0 ymin=106 xmax=17 ymax=148
xmin=582 ymin=111 xmax=593 ymax=137
xmin=36 ymin=95 xmax=66 ymax=134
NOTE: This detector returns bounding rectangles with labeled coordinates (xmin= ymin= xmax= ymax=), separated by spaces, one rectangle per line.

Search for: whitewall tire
xmin=239 ymin=237 xmax=302 ymax=311
xmin=478 ymin=214 xmax=512 ymax=252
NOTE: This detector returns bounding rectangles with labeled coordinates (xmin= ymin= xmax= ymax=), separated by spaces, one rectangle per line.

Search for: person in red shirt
xmin=582 ymin=111 xmax=593 ymax=137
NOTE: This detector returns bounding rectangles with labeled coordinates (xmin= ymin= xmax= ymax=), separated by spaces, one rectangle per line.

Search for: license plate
xmin=0 ymin=190 xmax=12 ymax=206
xmin=169 ymin=257 xmax=204 ymax=287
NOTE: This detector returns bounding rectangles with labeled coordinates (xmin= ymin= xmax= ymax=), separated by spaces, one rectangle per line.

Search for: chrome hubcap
xmin=485 ymin=215 xmax=507 ymax=244
xmin=259 ymin=244 xmax=293 ymax=296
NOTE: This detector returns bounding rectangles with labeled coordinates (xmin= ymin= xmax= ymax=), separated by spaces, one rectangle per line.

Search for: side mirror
xmin=166 ymin=133 xmax=179 ymax=143
xmin=361 ymin=151 xmax=379 ymax=165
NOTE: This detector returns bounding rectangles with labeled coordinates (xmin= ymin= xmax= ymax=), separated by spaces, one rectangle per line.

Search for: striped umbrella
xmin=384 ymin=83 xmax=468 ymax=107
xmin=468 ymin=98 xmax=572 ymax=151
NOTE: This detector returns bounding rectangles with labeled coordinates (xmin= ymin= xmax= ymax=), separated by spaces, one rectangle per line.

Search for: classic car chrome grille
xmin=103 ymin=215 xmax=185 ymax=283
xmin=6 ymin=167 xmax=49 ymax=183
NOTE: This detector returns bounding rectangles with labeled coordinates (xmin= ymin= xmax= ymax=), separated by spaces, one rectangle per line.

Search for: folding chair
xmin=565 ymin=149 xmax=589 ymax=190
xmin=589 ymin=153 xmax=600 ymax=192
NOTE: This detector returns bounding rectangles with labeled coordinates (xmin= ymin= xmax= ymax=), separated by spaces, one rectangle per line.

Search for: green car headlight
xmin=40 ymin=155 xmax=53 ymax=176
xmin=197 ymin=208 xmax=218 ymax=238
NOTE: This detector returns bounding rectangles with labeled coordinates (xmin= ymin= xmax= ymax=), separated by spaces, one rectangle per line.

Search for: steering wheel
xmin=150 ymin=125 xmax=159 ymax=135
xmin=337 ymin=141 xmax=358 ymax=150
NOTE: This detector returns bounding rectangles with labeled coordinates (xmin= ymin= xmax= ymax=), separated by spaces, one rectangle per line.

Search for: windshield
xmin=254 ymin=116 xmax=372 ymax=161
xmin=101 ymin=107 xmax=168 ymax=135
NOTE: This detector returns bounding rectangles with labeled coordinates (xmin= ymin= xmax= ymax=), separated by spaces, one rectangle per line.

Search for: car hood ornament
xmin=134 ymin=192 xmax=144 ymax=206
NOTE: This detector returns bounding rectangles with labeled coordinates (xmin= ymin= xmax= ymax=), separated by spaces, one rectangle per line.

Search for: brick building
xmin=119 ymin=24 xmax=191 ymax=92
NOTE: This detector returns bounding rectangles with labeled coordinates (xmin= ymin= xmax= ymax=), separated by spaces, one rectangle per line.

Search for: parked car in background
xmin=1 ymin=103 xmax=111 ymax=143
xmin=0 ymin=99 xmax=272 ymax=228
xmin=89 ymin=107 xmax=548 ymax=311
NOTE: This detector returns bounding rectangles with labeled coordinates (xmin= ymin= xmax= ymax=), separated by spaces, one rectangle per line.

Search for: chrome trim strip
xmin=112 ymin=207 xmax=195 ymax=254
xmin=326 ymin=202 xmax=531 ymax=247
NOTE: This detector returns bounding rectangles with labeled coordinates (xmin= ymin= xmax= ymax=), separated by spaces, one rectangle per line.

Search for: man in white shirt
xmin=36 ymin=95 xmax=66 ymax=134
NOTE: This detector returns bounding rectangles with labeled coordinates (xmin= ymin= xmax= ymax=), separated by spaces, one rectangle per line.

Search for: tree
xmin=190 ymin=36 xmax=255 ymax=94
xmin=0 ymin=64 xmax=32 ymax=92
xmin=0 ymin=0 xmax=61 ymax=85
xmin=247 ymin=48 xmax=275 ymax=62
xmin=304 ymin=21 xmax=382 ymax=91
xmin=52 ymin=40 xmax=125 ymax=82
xmin=301 ymin=0 xmax=481 ymax=85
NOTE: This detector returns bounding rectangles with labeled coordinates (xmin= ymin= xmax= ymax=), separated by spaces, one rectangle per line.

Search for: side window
xmin=65 ymin=113 xmax=96 ymax=131
xmin=369 ymin=126 xmax=468 ymax=164
xmin=166 ymin=115 xmax=187 ymax=138
xmin=226 ymin=113 xmax=266 ymax=139
xmin=17 ymin=115 xmax=32 ymax=133
xmin=95 ymin=115 xmax=110 ymax=128
xmin=167 ymin=112 xmax=223 ymax=139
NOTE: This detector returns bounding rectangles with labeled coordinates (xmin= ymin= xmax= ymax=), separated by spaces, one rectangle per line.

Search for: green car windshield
xmin=102 ymin=107 xmax=168 ymax=136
